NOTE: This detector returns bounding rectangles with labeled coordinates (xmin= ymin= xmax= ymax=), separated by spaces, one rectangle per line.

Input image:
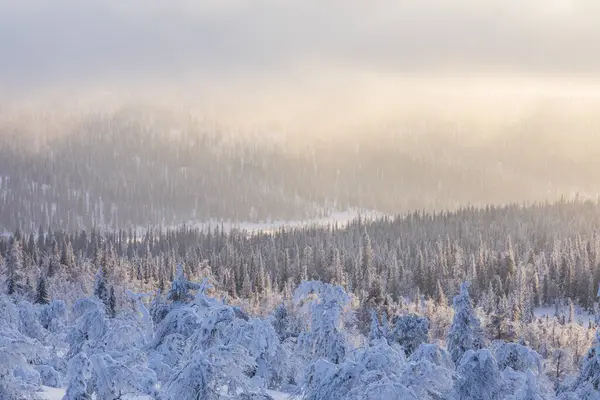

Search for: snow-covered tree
xmin=303 ymin=340 xmax=416 ymax=400
xmin=295 ymin=281 xmax=351 ymax=364
xmin=270 ymin=303 xmax=301 ymax=342
xmin=569 ymin=330 xmax=600 ymax=397
xmin=62 ymin=352 xmax=92 ymax=400
xmin=227 ymin=317 xmax=289 ymax=389
xmin=447 ymin=282 xmax=485 ymax=364
xmin=369 ymin=310 xmax=384 ymax=344
xmin=4 ymin=238 xmax=24 ymax=296
xmin=389 ymin=314 xmax=429 ymax=356
xmin=93 ymin=267 xmax=109 ymax=307
xmin=34 ymin=275 xmax=50 ymax=305
xmin=107 ymin=286 xmax=116 ymax=318
xmin=159 ymin=346 xmax=261 ymax=400
xmin=495 ymin=342 xmax=543 ymax=375
xmin=167 ymin=264 xmax=202 ymax=303
xmin=454 ymin=349 xmax=503 ymax=400
xmin=89 ymin=353 xmax=157 ymax=399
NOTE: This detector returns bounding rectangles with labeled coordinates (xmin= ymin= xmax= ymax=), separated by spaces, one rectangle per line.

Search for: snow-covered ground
xmin=40 ymin=387 xmax=294 ymax=400
xmin=534 ymin=305 xmax=595 ymax=325
xmin=186 ymin=208 xmax=385 ymax=234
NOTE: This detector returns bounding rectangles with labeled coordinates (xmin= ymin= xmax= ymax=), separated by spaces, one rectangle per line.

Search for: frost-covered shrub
xmin=350 ymin=380 xmax=418 ymax=400
xmin=403 ymin=344 xmax=455 ymax=400
xmin=159 ymin=351 xmax=217 ymax=400
xmin=148 ymin=352 xmax=174 ymax=383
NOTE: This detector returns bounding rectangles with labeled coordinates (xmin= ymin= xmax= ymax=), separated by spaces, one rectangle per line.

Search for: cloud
xmin=2 ymin=0 xmax=600 ymax=140
xmin=1 ymin=0 xmax=599 ymax=88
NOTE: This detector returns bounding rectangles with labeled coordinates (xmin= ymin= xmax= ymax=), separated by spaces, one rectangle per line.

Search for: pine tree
xmin=34 ymin=275 xmax=50 ymax=305
xmin=447 ymin=281 xmax=485 ymax=364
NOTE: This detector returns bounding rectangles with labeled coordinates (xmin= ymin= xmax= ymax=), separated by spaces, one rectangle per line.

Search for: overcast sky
xmin=2 ymin=0 xmax=600 ymax=139
xmin=1 ymin=0 xmax=599 ymax=86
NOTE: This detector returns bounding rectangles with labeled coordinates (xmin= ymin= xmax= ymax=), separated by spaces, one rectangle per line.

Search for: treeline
xmin=4 ymin=200 xmax=600 ymax=322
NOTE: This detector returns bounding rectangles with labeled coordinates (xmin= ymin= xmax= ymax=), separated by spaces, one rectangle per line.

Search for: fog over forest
xmin=2 ymin=1 xmax=600 ymax=231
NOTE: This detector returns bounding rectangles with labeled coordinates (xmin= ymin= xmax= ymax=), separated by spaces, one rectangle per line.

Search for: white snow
xmin=188 ymin=209 xmax=385 ymax=234
xmin=41 ymin=387 xmax=294 ymax=400
xmin=534 ymin=305 xmax=595 ymax=325
xmin=40 ymin=386 xmax=65 ymax=400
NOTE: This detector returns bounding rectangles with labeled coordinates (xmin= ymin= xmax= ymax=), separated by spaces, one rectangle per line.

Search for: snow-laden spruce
xmin=447 ymin=282 xmax=486 ymax=364
xmin=294 ymin=281 xmax=351 ymax=364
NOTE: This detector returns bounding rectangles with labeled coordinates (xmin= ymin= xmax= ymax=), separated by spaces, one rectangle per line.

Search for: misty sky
xmin=1 ymin=0 xmax=599 ymax=88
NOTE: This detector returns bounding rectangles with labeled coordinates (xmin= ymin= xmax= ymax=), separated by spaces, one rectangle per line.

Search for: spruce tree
xmin=34 ymin=275 xmax=50 ymax=305
xmin=368 ymin=309 xmax=383 ymax=344
xmin=107 ymin=286 xmax=116 ymax=318
xmin=447 ymin=281 xmax=485 ymax=364
xmin=94 ymin=266 xmax=109 ymax=307
xmin=575 ymin=330 xmax=600 ymax=392
xmin=5 ymin=238 xmax=24 ymax=295
xmin=435 ymin=279 xmax=447 ymax=307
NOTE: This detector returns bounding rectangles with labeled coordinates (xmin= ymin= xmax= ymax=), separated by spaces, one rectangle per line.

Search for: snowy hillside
xmin=3 ymin=203 xmax=600 ymax=399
